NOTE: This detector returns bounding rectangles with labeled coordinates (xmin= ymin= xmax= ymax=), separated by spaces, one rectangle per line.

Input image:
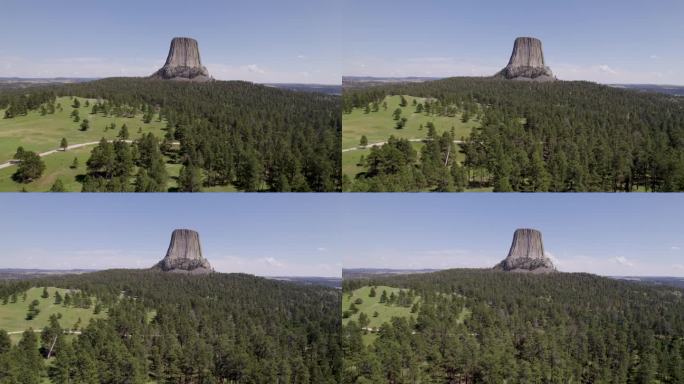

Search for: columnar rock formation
xmin=494 ymin=228 xmax=556 ymax=273
xmin=150 ymin=37 xmax=212 ymax=82
xmin=495 ymin=37 xmax=555 ymax=81
xmin=152 ymin=229 xmax=213 ymax=274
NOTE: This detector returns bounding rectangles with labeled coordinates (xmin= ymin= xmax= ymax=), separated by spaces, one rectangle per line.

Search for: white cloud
xmin=297 ymin=55 xmax=306 ymax=60
xmin=317 ymin=247 xmax=328 ymax=252
xmin=244 ymin=64 xmax=266 ymax=74
xmin=670 ymin=246 xmax=681 ymax=251
xmin=650 ymin=55 xmax=659 ymax=59
xmin=611 ymin=256 xmax=635 ymax=267
xmin=261 ymin=257 xmax=284 ymax=267
xmin=598 ymin=64 xmax=617 ymax=75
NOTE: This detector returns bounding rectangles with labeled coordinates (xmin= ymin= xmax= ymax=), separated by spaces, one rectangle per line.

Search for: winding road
xmin=343 ymin=139 xmax=465 ymax=153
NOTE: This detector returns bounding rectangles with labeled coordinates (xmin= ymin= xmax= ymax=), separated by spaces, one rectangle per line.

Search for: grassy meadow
xmin=342 ymin=95 xmax=479 ymax=186
xmin=343 ymin=285 xmax=420 ymax=344
xmin=0 ymin=287 xmax=105 ymax=344
xmin=342 ymin=95 xmax=479 ymax=150
xmin=0 ymin=96 xmax=166 ymax=163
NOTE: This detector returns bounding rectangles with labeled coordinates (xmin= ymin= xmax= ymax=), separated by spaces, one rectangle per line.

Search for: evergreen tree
xmin=178 ymin=163 xmax=203 ymax=192
xmin=13 ymin=151 xmax=45 ymax=183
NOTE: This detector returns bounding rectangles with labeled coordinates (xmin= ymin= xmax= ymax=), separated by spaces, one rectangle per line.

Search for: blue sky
xmin=343 ymin=0 xmax=684 ymax=85
xmin=0 ymin=194 xmax=342 ymax=277
xmin=339 ymin=194 xmax=684 ymax=277
xmin=0 ymin=0 xmax=340 ymax=83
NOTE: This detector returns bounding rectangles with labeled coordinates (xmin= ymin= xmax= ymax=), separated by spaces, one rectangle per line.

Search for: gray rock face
xmin=495 ymin=37 xmax=555 ymax=82
xmin=494 ymin=228 xmax=556 ymax=273
xmin=152 ymin=229 xmax=212 ymax=274
xmin=150 ymin=37 xmax=212 ymax=82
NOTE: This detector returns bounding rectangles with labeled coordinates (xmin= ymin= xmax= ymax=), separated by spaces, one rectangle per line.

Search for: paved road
xmin=0 ymin=140 xmax=180 ymax=170
xmin=343 ymin=139 xmax=465 ymax=153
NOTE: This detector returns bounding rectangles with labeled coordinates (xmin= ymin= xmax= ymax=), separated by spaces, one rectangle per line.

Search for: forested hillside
xmin=342 ymin=269 xmax=684 ymax=383
xmin=0 ymin=78 xmax=341 ymax=192
xmin=343 ymin=78 xmax=684 ymax=192
xmin=0 ymin=270 xmax=341 ymax=383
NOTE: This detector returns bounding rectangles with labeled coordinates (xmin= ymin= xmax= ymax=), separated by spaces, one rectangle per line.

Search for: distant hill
xmin=342 ymin=76 xmax=441 ymax=89
xmin=610 ymin=276 xmax=684 ymax=289
xmin=0 ymin=77 xmax=96 ymax=90
xmin=266 ymin=276 xmax=342 ymax=288
xmin=342 ymin=268 xmax=441 ymax=279
xmin=0 ymin=77 xmax=342 ymax=95
xmin=0 ymin=268 xmax=98 ymax=280
xmin=609 ymin=84 xmax=684 ymax=96
xmin=0 ymin=268 xmax=341 ymax=287
xmin=265 ymin=83 xmax=342 ymax=95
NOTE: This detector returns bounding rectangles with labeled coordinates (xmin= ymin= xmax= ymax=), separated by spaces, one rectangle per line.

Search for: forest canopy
xmin=342 ymin=269 xmax=684 ymax=383
xmin=0 ymin=270 xmax=341 ymax=383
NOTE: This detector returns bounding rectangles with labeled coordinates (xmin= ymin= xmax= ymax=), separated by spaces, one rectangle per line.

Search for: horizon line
xmin=341 ymin=75 xmax=684 ymax=87
xmin=0 ymin=267 xmax=341 ymax=279
xmin=341 ymin=267 xmax=684 ymax=278
xmin=0 ymin=76 xmax=342 ymax=86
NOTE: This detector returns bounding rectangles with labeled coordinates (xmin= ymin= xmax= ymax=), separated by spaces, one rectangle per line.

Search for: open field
xmin=343 ymin=95 xmax=479 ymax=189
xmin=0 ymin=287 xmax=105 ymax=344
xmin=343 ymin=285 xmax=470 ymax=344
xmin=343 ymin=285 xmax=419 ymax=344
xmin=0 ymin=96 xmax=247 ymax=192
xmin=0 ymin=96 xmax=166 ymax=163
xmin=342 ymin=95 xmax=478 ymax=150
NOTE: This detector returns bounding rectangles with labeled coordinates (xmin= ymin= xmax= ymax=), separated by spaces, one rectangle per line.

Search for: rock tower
xmin=494 ymin=228 xmax=556 ymax=273
xmin=495 ymin=37 xmax=555 ymax=81
xmin=152 ymin=229 xmax=213 ymax=274
xmin=150 ymin=37 xmax=212 ymax=82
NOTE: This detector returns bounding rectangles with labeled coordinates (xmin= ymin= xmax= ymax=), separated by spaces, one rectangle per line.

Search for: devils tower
xmin=152 ymin=229 xmax=213 ymax=274
xmin=150 ymin=37 xmax=212 ymax=82
xmin=494 ymin=228 xmax=556 ymax=273
xmin=495 ymin=37 xmax=555 ymax=82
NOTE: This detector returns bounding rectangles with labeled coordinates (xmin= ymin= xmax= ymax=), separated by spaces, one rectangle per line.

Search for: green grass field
xmin=0 ymin=97 xmax=245 ymax=192
xmin=343 ymin=285 xmax=471 ymax=345
xmin=343 ymin=95 xmax=478 ymax=185
xmin=342 ymin=95 xmax=479 ymax=150
xmin=0 ymin=96 xmax=166 ymax=163
xmin=0 ymin=146 xmax=92 ymax=192
xmin=343 ymin=285 xmax=419 ymax=344
xmin=0 ymin=287 xmax=105 ymax=344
